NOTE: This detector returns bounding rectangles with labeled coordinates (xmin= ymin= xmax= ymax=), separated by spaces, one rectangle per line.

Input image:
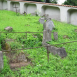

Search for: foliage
xmin=64 ymin=0 xmax=77 ymax=6
xmin=26 ymin=0 xmax=57 ymax=3
xmin=46 ymin=0 xmax=57 ymax=3
xmin=0 ymin=34 xmax=5 ymax=50
xmin=0 ymin=0 xmax=5 ymax=2
xmin=0 ymin=10 xmax=77 ymax=77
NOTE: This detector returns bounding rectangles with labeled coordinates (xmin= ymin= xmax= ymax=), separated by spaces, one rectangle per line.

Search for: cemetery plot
xmin=0 ymin=32 xmax=43 ymax=69
xmin=1 ymin=10 xmax=77 ymax=77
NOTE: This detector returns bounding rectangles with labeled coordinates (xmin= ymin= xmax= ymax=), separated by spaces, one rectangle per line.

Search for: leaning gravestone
xmin=42 ymin=18 xmax=55 ymax=45
xmin=0 ymin=51 xmax=3 ymax=69
xmin=4 ymin=26 xmax=13 ymax=32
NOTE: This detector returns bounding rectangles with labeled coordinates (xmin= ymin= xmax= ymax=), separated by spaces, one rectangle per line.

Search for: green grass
xmin=0 ymin=10 xmax=77 ymax=77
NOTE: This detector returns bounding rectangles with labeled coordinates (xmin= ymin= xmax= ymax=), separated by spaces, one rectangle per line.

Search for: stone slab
xmin=47 ymin=45 xmax=67 ymax=58
xmin=0 ymin=51 xmax=3 ymax=69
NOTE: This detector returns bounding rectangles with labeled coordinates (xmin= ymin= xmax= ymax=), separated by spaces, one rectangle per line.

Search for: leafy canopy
xmin=26 ymin=0 xmax=57 ymax=3
xmin=64 ymin=0 xmax=77 ymax=6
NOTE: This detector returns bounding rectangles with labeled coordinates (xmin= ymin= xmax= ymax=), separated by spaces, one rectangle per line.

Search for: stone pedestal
xmin=0 ymin=51 xmax=3 ymax=69
xmin=42 ymin=30 xmax=51 ymax=45
xmin=42 ymin=18 xmax=55 ymax=45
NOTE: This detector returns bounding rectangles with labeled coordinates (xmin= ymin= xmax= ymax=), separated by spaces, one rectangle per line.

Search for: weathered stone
xmin=47 ymin=46 xmax=67 ymax=58
xmin=42 ymin=19 xmax=55 ymax=45
xmin=57 ymin=48 xmax=67 ymax=58
xmin=2 ymin=42 xmax=11 ymax=53
xmin=43 ymin=14 xmax=49 ymax=20
xmin=63 ymin=35 xmax=69 ymax=39
xmin=0 ymin=51 xmax=3 ymax=69
xmin=4 ymin=26 xmax=13 ymax=32
xmin=42 ymin=30 xmax=51 ymax=45
xmin=45 ymin=14 xmax=49 ymax=20
xmin=18 ymin=53 xmax=27 ymax=62
xmin=39 ymin=18 xmax=45 ymax=24
xmin=53 ymin=32 xmax=58 ymax=40
xmin=43 ymin=18 xmax=55 ymax=31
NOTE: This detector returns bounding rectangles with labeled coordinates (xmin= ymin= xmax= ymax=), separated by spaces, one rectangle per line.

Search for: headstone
xmin=53 ymin=32 xmax=58 ymax=40
xmin=0 ymin=51 xmax=3 ymax=69
xmin=4 ymin=26 xmax=13 ymax=32
xmin=42 ymin=18 xmax=55 ymax=45
xmin=39 ymin=18 xmax=45 ymax=24
xmin=47 ymin=46 xmax=67 ymax=58
xmin=43 ymin=18 xmax=55 ymax=31
xmin=44 ymin=14 xmax=49 ymax=20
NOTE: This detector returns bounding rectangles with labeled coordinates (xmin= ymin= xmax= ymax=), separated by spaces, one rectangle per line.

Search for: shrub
xmin=0 ymin=34 xmax=5 ymax=50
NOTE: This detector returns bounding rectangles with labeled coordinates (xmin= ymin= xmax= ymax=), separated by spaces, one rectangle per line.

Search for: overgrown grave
xmin=0 ymin=31 xmax=43 ymax=69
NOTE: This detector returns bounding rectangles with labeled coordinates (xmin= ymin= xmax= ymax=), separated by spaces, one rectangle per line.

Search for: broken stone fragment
xmin=4 ymin=26 xmax=13 ymax=32
xmin=47 ymin=45 xmax=67 ymax=58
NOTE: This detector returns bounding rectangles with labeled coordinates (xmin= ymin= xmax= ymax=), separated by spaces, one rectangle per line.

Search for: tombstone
xmin=53 ymin=32 xmax=58 ymax=40
xmin=47 ymin=46 xmax=67 ymax=58
xmin=0 ymin=51 xmax=3 ymax=69
xmin=44 ymin=14 xmax=49 ymax=20
xmin=39 ymin=18 xmax=45 ymax=24
xmin=4 ymin=26 xmax=13 ymax=32
xmin=42 ymin=18 xmax=55 ymax=45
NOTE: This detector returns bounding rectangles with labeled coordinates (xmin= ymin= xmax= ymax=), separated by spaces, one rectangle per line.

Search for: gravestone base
xmin=0 ymin=51 xmax=3 ymax=69
xmin=42 ymin=30 xmax=51 ymax=45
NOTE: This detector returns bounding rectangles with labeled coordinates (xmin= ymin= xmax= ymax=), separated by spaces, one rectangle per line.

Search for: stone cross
xmin=0 ymin=51 xmax=3 ymax=69
xmin=42 ymin=18 xmax=55 ymax=45
xmin=13 ymin=4 xmax=18 ymax=14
